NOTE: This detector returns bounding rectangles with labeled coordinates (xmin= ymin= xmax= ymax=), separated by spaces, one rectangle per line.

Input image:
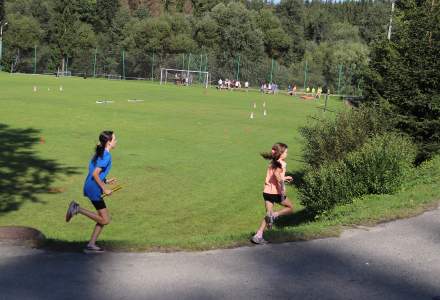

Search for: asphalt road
xmin=1 ymin=208 xmax=440 ymax=300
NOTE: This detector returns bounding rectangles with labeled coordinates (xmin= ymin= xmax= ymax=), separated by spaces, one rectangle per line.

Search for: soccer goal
xmin=56 ymin=70 xmax=72 ymax=77
xmin=160 ymin=68 xmax=209 ymax=88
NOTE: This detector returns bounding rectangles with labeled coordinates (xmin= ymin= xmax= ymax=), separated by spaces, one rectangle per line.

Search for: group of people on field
xmin=173 ymin=73 xmax=192 ymax=86
xmin=217 ymin=78 xmax=249 ymax=90
xmin=65 ymin=132 xmax=294 ymax=252
xmin=260 ymin=82 xmax=279 ymax=94
xmin=287 ymin=84 xmax=328 ymax=99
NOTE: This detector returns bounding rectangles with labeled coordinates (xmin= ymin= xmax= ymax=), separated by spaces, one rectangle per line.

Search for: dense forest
xmin=0 ymin=0 xmax=391 ymax=91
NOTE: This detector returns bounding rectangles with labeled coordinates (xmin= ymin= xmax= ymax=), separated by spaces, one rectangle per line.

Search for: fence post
xmin=182 ymin=53 xmax=185 ymax=70
xmin=198 ymin=54 xmax=203 ymax=82
xmin=337 ymin=64 xmax=343 ymax=95
xmin=303 ymin=60 xmax=308 ymax=90
xmin=151 ymin=52 xmax=155 ymax=81
xmin=93 ymin=48 xmax=97 ymax=77
xmin=270 ymin=57 xmax=274 ymax=83
xmin=34 ymin=46 xmax=37 ymax=74
xmin=324 ymin=92 xmax=329 ymax=112
xmin=236 ymin=54 xmax=240 ymax=81
xmin=187 ymin=52 xmax=191 ymax=80
xmin=0 ymin=35 xmax=3 ymax=71
xmin=122 ymin=50 xmax=125 ymax=79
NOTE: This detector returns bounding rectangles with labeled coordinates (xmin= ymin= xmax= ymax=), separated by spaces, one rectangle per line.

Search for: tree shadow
xmin=41 ymin=239 xmax=133 ymax=253
xmin=0 ymin=123 xmax=79 ymax=214
xmin=273 ymin=170 xmax=315 ymax=227
xmin=274 ymin=208 xmax=315 ymax=228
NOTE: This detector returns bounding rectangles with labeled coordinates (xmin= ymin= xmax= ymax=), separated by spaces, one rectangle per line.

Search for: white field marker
xmin=263 ymin=109 xmax=267 ymax=116
xmin=33 ymin=86 xmax=37 ymax=92
xmin=250 ymin=112 xmax=254 ymax=119
xmin=96 ymin=100 xmax=114 ymax=104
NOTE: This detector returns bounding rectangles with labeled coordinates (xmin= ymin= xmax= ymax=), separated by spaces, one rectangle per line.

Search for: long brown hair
xmin=261 ymin=142 xmax=288 ymax=169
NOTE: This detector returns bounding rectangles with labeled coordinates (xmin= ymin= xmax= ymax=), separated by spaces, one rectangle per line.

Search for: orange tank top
xmin=263 ymin=161 xmax=286 ymax=195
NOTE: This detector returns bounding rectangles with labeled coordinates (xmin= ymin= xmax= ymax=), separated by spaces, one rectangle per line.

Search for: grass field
xmin=0 ymin=72 xmax=342 ymax=250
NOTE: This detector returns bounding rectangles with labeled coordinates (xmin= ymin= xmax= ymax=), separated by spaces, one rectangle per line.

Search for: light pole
xmin=0 ymin=22 xmax=8 ymax=71
xmin=387 ymin=0 xmax=395 ymax=40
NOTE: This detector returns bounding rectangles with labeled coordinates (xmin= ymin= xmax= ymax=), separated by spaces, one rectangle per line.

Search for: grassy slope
xmin=1 ymin=73 xmax=439 ymax=251
xmin=0 ymin=73 xmax=332 ymax=249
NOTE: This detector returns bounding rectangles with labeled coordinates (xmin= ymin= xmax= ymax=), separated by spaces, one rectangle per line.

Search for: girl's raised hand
xmin=284 ymin=176 xmax=293 ymax=182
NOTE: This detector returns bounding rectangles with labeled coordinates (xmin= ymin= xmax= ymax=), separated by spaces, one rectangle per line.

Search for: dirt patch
xmin=47 ymin=187 xmax=66 ymax=193
xmin=0 ymin=226 xmax=45 ymax=247
xmin=145 ymin=165 xmax=163 ymax=172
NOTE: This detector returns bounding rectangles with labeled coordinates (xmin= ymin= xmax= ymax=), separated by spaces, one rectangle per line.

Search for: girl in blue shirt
xmin=66 ymin=131 xmax=117 ymax=252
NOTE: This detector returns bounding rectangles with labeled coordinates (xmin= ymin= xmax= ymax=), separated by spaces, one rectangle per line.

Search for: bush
xmin=299 ymin=161 xmax=362 ymax=214
xmin=346 ymin=133 xmax=416 ymax=194
xmin=300 ymin=133 xmax=416 ymax=215
xmin=299 ymin=106 xmax=387 ymax=169
xmin=406 ymin=155 xmax=440 ymax=186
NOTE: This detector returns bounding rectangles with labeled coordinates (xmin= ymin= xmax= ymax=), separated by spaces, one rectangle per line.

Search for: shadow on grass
xmin=0 ymin=123 xmax=79 ymax=214
xmin=274 ymin=208 xmax=315 ymax=228
xmin=274 ymin=170 xmax=316 ymax=228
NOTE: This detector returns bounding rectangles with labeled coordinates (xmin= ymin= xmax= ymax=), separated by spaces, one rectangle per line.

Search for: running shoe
xmin=251 ymin=234 xmax=268 ymax=245
xmin=65 ymin=201 xmax=79 ymax=222
xmin=83 ymin=244 xmax=105 ymax=253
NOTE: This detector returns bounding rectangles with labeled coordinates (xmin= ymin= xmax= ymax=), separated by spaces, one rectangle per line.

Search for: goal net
xmin=56 ymin=70 xmax=72 ymax=77
xmin=160 ymin=68 xmax=209 ymax=88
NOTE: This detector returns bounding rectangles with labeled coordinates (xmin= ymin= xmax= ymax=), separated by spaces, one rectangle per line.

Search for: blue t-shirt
xmin=83 ymin=150 xmax=112 ymax=201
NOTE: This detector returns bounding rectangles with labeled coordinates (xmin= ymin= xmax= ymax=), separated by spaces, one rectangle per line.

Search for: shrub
xmin=406 ymin=155 xmax=440 ymax=186
xmin=299 ymin=106 xmax=387 ymax=169
xmin=299 ymin=160 xmax=362 ymax=214
xmin=346 ymin=133 xmax=416 ymax=194
xmin=300 ymin=133 xmax=416 ymax=215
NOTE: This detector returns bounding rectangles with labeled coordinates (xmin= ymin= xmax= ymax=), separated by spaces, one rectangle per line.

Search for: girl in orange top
xmin=251 ymin=143 xmax=294 ymax=244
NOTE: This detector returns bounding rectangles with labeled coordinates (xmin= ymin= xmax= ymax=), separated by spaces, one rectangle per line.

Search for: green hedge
xmin=300 ymin=133 xmax=416 ymax=214
xmin=299 ymin=106 xmax=387 ymax=169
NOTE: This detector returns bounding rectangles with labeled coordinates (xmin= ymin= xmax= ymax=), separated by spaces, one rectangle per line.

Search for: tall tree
xmin=277 ymin=0 xmax=305 ymax=62
xmin=363 ymin=0 xmax=440 ymax=161
xmin=256 ymin=8 xmax=292 ymax=61
xmin=96 ymin=0 xmax=119 ymax=32
xmin=0 ymin=0 xmax=5 ymax=22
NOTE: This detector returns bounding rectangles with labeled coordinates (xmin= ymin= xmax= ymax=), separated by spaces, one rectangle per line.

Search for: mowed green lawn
xmin=0 ymin=72 xmax=341 ymax=250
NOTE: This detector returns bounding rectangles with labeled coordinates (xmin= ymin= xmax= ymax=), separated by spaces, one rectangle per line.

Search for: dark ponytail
xmin=93 ymin=130 xmax=114 ymax=163
xmin=261 ymin=142 xmax=288 ymax=169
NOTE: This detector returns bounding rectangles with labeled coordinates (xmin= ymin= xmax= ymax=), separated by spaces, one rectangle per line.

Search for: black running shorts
xmin=91 ymin=199 xmax=107 ymax=210
xmin=263 ymin=193 xmax=285 ymax=204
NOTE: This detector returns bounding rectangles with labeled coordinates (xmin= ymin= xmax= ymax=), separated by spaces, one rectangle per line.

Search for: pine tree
xmin=364 ymin=0 xmax=440 ymax=161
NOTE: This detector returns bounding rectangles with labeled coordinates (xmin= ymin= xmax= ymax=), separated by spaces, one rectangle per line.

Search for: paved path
xmin=1 ymin=208 xmax=440 ymax=300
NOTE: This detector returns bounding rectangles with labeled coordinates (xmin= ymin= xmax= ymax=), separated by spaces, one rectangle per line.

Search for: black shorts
xmin=91 ymin=199 xmax=107 ymax=210
xmin=263 ymin=193 xmax=285 ymax=204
